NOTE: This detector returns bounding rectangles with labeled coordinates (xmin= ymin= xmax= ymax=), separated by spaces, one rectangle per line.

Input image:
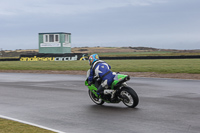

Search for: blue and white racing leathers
xmin=88 ymin=60 xmax=115 ymax=89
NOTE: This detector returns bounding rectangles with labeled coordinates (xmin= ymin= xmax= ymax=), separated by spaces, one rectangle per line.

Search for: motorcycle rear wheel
xmin=120 ymin=87 xmax=139 ymax=108
xmin=88 ymin=90 xmax=104 ymax=105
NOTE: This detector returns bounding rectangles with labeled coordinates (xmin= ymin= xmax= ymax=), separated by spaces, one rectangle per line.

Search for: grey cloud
xmin=0 ymin=0 xmax=200 ymax=50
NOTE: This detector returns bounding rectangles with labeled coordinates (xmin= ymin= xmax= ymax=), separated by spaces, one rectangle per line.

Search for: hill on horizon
xmin=1 ymin=46 xmax=200 ymax=57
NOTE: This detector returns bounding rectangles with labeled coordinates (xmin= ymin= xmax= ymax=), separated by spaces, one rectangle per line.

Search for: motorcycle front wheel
xmin=88 ymin=90 xmax=104 ymax=105
xmin=120 ymin=87 xmax=139 ymax=108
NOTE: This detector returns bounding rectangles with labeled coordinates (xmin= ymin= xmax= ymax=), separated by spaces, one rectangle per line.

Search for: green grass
xmin=0 ymin=61 xmax=89 ymax=71
xmin=0 ymin=59 xmax=200 ymax=74
xmin=106 ymin=59 xmax=200 ymax=74
xmin=0 ymin=118 xmax=54 ymax=133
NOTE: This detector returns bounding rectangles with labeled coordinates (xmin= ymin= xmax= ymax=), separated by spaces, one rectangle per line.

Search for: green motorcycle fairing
xmin=111 ymin=74 xmax=129 ymax=89
xmin=85 ymin=80 xmax=110 ymax=102
xmin=85 ymin=80 xmax=98 ymax=97
xmin=85 ymin=74 xmax=129 ymax=102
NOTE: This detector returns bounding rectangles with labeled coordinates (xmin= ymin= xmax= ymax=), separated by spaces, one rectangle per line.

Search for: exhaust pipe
xmin=125 ymin=75 xmax=130 ymax=81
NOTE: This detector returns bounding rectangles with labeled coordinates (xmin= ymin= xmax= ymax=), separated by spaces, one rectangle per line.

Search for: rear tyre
xmin=88 ymin=90 xmax=104 ymax=105
xmin=120 ymin=87 xmax=139 ymax=108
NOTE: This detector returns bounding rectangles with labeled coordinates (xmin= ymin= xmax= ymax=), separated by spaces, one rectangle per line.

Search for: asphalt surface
xmin=0 ymin=73 xmax=200 ymax=133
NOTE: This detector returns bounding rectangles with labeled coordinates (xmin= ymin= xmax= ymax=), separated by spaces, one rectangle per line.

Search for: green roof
xmin=39 ymin=32 xmax=71 ymax=35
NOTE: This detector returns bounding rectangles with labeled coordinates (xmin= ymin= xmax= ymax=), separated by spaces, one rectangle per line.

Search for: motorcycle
xmin=85 ymin=70 xmax=139 ymax=108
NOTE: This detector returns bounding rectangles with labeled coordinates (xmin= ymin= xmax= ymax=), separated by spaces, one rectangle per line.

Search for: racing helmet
xmin=88 ymin=54 xmax=99 ymax=65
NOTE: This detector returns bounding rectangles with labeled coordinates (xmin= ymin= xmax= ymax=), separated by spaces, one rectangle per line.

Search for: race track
xmin=0 ymin=73 xmax=200 ymax=133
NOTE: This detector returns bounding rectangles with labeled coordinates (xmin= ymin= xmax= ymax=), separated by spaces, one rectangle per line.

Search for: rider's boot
xmin=97 ymin=85 xmax=105 ymax=98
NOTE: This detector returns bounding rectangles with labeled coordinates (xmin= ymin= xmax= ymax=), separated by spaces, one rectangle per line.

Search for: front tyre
xmin=88 ymin=90 xmax=104 ymax=105
xmin=120 ymin=87 xmax=139 ymax=108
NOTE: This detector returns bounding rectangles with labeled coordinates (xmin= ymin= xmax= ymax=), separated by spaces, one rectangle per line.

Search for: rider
xmin=88 ymin=54 xmax=115 ymax=97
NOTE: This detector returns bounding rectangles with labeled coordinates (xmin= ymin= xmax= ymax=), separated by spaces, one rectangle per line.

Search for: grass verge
xmin=0 ymin=118 xmax=54 ymax=133
xmin=0 ymin=59 xmax=200 ymax=74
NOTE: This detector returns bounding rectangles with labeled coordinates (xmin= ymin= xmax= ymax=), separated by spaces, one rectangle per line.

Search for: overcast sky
xmin=0 ymin=0 xmax=200 ymax=50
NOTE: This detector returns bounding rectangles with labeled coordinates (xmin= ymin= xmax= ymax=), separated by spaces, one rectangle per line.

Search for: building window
xmin=55 ymin=34 xmax=59 ymax=42
xmin=65 ymin=34 xmax=69 ymax=43
xmin=44 ymin=35 xmax=49 ymax=43
xmin=49 ymin=35 xmax=54 ymax=42
xmin=44 ymin=34 xmax=59 ymax=43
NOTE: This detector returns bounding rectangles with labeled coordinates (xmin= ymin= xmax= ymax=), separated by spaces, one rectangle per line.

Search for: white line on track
xmin=0 ymin=115 xmax=66 ymax=133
